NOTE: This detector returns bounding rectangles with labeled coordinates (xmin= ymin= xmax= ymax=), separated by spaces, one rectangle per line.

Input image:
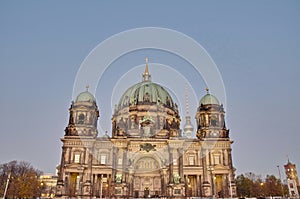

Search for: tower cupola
xmin=195 ymin=88 xmax=228 ymax=139
xmin=64 ymin=86 xmax=99 ymax=138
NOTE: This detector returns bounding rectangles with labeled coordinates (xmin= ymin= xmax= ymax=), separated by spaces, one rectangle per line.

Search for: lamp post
xmin=277 ymin=165 xmax=284 ymax=198
xmin=40 ymin=182 xmax=44 ymax=198
xmin=2 ymin=172 xmax=11 ymax=199
xmin=260 ymin=182 xmax=264 ymax=197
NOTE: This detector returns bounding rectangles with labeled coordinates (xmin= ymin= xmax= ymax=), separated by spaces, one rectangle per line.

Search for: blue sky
xmin=0 ymin=1 xmax=299 ymax=178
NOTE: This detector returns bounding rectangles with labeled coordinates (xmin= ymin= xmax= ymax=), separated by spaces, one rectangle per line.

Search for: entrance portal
xmin=144 ymin=187 xmax=150 ymax=198
xmin=133 ymin=156 xmax=162 ymax=197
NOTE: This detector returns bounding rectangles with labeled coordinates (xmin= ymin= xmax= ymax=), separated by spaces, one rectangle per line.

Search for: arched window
xmin=74 ymin=153 xmax=81 ymax=163
xmin=143 ymin=92 xmax=150 ymax=102
xmin=78 ymin=114 xmax=85 ymax=124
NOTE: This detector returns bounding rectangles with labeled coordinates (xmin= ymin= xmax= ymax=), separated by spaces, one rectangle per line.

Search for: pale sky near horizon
xmin=0 ymin=1 xmax=300 ymax=179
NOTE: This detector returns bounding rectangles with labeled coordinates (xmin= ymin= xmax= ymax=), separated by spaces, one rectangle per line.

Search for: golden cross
xmin=145 ymin=57 xmax=149 ymax=65
xmin=205 ymin=87 xmax=209 ymax=93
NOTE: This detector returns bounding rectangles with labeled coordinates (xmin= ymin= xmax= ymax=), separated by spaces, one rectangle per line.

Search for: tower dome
xmin=65 ymin=85 xmax=99 ymax=138
xmin=199 ymin=88 xmax=219 ymax=105
xmin=75 ymin=86 xmax=96 ymax=103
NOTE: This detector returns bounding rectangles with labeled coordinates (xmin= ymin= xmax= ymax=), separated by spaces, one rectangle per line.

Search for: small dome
xmin=199 ymin=93 xmax=219 ymax=105
xmin=76 ymin=91 xmax=96 ymax=103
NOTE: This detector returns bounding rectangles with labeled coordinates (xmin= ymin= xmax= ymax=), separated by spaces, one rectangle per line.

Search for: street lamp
xmin=277 ymin=165 xmax=284 ymax=198
xmin=2 ymin=172 xmax=11 ymax=199
xmin=40 ymin=182 xmax=44 ymax=198
xmin=260 ymin=182 xmax=264 ymax=197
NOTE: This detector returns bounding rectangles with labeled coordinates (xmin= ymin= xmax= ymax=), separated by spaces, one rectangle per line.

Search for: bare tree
xmin=0 ymin=160 xmax=42 ymax=199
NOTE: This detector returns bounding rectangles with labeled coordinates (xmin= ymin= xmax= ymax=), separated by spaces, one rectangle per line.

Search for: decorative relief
xmin=135 ymin=157 xmax=159 ymax=171
xmin=140 ymin=143 xmax=156 ymax=152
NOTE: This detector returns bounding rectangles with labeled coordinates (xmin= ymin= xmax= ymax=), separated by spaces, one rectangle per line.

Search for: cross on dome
xmin=143 ymin=57 xmax=151 ymax=81
xmin=205 ymin=87 xmax=209 ymax=93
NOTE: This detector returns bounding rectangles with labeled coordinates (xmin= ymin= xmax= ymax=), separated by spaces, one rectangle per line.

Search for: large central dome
xmin=118 ymin=81 xmax=175 ymax=110
xmin=117 ymin=60 xmax=176 ymax=111
xmin=112 ymin=59 xmax=180 ymax=139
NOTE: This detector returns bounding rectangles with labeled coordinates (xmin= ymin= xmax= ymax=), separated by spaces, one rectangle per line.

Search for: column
xmin=222 ymin=149 xmax=226 ymax=166
xmin=202 ymin=149 xmax=211 ymax=197
xmin=169 ymin=149 xmax=174 ymax=183
xmin=130 ymin=174 xmax=134 ymax=197
xmin=108 ymin=174 xmax=112 ymax=198
xmin=64 ymin=172 xmax=70 ymax=196
xmin=202 ymin=150 xmax=208 ymax=183
xmin=178 ymin=148 xmax=183 ymax=183
xmin=128 ymin=168 xmax=133 ymax=198
xmin=196 ymin=175 xmax=201 ymax=196
xmin=68 ymin=147 xmax=72 ymax=163
xmin=228 ymin=149 xmax=233 ymax=168
xmin=196 ymin=149 xmax=199 ymax=166
xmin=59 ymin=147 xmax=66 ymax=180
xmin=122 ymin=149 xmax=127 ymax=182
xmin=185 ymin=175 xmax=188 ymax=197
xmin=95 ymin=174 xmax=99 ymax=197
xmin=88 ymin=149 xmax=93 ymax=182
xmin=78 ymin=173 xmax=84 ymax=196
xmin=112 ymin=147 xmax=118 ymax=182
xmin=161 ymin=169 xmax=167 ymax=196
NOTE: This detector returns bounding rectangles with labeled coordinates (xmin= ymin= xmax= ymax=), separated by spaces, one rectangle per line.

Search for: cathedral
xmin=55 ymin=60 xmax=237 ymax=198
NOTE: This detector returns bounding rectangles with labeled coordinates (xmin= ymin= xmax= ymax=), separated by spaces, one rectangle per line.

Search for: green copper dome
xmin=118 ymin=81 xmax=175 ymax=110
xmin=118 ymin=60 xmax=176 ymax=111
xmin=199 ymin=93 xmax=219 ymax=105
xmin=76 ymin=91 xmax=96 ymax=103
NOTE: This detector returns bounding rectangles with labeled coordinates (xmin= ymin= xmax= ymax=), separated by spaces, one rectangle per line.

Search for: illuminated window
xmin=116 ymin=174 xmax=122 ymax=183
xmin=100 ymin=155 xmax=106 ymax=164
xmin=189 ymin=156 xmax=195 ymax=165
xmin=173 ymin=159 xmax=177 ymax=165
xmin=74 ymin=154 xmax=80 ymax=163
xmin=214 ymin=155 xmax=220 ymax=165
xmin=118 ymin=158 xmax=122 ymax=165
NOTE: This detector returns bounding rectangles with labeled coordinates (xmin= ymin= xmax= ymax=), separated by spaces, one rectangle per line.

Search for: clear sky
xmin=0 ymin=1 xmax=299 ymax=179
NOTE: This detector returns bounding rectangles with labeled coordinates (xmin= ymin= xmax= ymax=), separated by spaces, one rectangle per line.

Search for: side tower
xmin=56 ymin=87 xmax=99 ymax=199
xmin=195 ymin=88 xmax=236 ymax=197
xmin=284 ymin=159 xmax=300 ymax=198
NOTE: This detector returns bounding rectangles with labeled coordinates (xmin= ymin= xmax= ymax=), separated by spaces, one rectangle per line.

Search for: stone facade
xmin=284 ymin=159 xmax=299 ymax=198
xmin=56 ymin=64 xmax=237 ymax=198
